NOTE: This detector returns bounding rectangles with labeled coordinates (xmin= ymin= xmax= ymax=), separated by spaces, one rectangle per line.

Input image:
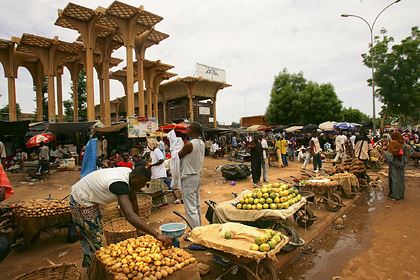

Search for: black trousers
xmin=251 ymin=160 xmax=262 ymax=183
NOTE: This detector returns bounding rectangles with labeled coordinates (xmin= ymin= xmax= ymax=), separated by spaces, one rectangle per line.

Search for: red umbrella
xmin=26 ymin=133 xmax=56 ymax=148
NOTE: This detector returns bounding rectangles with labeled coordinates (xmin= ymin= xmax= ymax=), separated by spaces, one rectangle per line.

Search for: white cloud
xmin=0 ymin=0 xmax=418 ymax=124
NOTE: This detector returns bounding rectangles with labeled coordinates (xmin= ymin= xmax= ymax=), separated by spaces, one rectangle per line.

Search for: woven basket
xmin=14 ymin=263 xmax=81 ymax=280
xmin=102 ymin=201 xmax=121 ymax=224
xmin=103 ymin=217 xmax=137 ymax=245
xmin=137 ymin=194 xmax=152 ymax=222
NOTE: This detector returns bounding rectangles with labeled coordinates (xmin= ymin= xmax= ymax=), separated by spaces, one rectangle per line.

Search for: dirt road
xmin=281 ymin=167 xmax=420 ymax=280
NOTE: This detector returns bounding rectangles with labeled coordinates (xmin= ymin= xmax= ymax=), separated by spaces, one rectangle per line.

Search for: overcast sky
xmin=0 ymin=0 xmax=418 ymax=124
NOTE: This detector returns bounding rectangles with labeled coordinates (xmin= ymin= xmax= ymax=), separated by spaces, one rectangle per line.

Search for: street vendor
xmin=69 ymin=166 xmax=172 ymax=268
xmin=0 ymin=163 xmax=13 ymax=262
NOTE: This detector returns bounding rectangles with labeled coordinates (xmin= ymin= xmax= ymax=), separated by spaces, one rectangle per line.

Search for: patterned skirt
xmin=149 ymin=178 xmax=168 ymax=206
xmin=69 ymin=196 xmax=103 ymax=268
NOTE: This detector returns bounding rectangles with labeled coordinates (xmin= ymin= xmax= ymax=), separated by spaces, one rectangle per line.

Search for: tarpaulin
xmin=48 ymin=122 xmax=96 ymax=135
xmin=0 ymin=120 xmax=30 ymax=136
xmin=189 ymin=222 xmax=288 ymax=262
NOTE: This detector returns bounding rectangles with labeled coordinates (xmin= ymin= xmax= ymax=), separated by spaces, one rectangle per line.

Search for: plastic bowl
xmin=159 ymin=223 xmax=187 ymax=239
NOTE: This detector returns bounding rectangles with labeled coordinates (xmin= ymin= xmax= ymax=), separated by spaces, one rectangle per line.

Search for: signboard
xmin=199 ymin=106 xmax=210 ymax=115
xmin=196 ymin=63 xmax=226 ymax=82
xmin=127 ymin=116 xmax=158 ymax=138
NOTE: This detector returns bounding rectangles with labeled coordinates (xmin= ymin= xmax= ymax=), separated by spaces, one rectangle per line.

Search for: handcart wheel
xmin=273 ymin=224 xmax=300 ymax=252
xmin=341 ymin=185 xmax=359 ymax=199
xmin=324 ymin=193 xmax=342 ymax=212
xmin=245 ymin=259 xmax=278 ymax=280
xmin=293 ymin=206 xmax=315 ymax=228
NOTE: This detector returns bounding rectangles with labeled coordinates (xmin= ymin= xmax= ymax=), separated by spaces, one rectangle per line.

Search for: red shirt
xmin=117 ymin=161 xmax=133 ymax=169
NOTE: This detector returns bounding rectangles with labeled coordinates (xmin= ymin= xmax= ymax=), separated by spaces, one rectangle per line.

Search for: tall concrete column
xmin=85 ymin=47 xmax=95 ymax=121
xmin=213 ymin=97 xmax=217 ymax=128
xmin=47 ymin=75 xmax=56 ymax=122
xmin=126 ymin=45 xmax=135 ymax=117
xmin=35 ymin=77 xmax=43 ymax=121
xmin=56 ymin=72 xmax=63 ymax=122
xmin=147 ymin=86 xmax=153 ymax=117
xmin=7 ymin=77 xmax=17 ymax=121
xmin=103 ymin=62 xmax=111 ymax=126
xmin=72 ymin=75 xmax=79 ymax=122
xmin=35 ymin=63 xmax=44 ymax=122
xmin=99 ymin=78 xmax=105 ymax=122
xmin=163 ymin=100 xmax=167 ymax=124
xmin=136 ymin=53 xmax=145 ymax=117
xmin=153 ymin=91 xmax=159 ymax=119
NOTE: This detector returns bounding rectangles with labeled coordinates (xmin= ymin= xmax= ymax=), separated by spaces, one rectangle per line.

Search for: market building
xmin=100 ymin=76 xmax=231 ymax=127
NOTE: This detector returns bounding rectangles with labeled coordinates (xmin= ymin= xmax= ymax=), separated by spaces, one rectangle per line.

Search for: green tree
xmin=341 ymin=107 xmax=369 ymax=124
xmin=0 ymin=104 xmax=22 ymax=120
xmin=32 ymin=76 xmax=48 ymax=121
xmin=265 ymin=69 xmax=342 ymax=125
xmin=64 ymin=70 xmax=87 ymax=121
xmin=362 ymin=26 xmax=420 ymax=125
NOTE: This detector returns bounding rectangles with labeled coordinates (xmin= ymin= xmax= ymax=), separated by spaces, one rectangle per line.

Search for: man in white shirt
xmin=157 ymin=136 xmax=165 ymax=157
xmin=147 ymin=138 xmax=168 ymax=206
xmin=260 ymin=135 xmax=269 ymax=182
xmin=178 ymin=123 xmax=205 ymax=229
xmin=310 ymin=134 xmax=322 ymax=171
xmin=350 ymin=132 xmax=356 ymax=149
xmin=334 ymin=131 xmax=347 ymax=163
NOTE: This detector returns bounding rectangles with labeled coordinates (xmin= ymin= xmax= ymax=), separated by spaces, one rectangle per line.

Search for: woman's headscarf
xmin=147 ymin=138 xmax=158 ymax=150
xmin=388 ymin=131 xmax=404 ymax=157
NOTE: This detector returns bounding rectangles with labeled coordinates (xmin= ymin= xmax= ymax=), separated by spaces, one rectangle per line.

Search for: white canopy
xmin=319 ymin=121 xmax=337 ymax=131
xmin=285 ymin=126 xmax=303 ymax=133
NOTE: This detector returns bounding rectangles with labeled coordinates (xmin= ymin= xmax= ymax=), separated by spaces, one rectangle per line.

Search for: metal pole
xmin=341 ymin=0 xmax=401 ymax=136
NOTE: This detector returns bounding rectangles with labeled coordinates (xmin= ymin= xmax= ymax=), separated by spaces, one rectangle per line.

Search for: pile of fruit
xmin=96 ymin=235 xmax=197 ymax=280
xmin=11 ymin=199 xmax=71 ymax=218
xmin=333 ymin=158 xmax=366 ymax=174
xmin=249 ymin=229 xmax=284 ymax=252
xmin=236 ymin=183 xmax=302 ymax=210
xmin=300 ymin=178 xmax=339 ymax=188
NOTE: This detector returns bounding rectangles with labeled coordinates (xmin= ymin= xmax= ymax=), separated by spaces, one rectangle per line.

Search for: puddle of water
xmin=299 ymin=233 xmax=362 ymax=279
xmin=281 ymin=191 xmax=375 ymax=279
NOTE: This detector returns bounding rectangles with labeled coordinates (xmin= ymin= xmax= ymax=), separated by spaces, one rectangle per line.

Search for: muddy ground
xmin=0 ymin=158 xmax=419 ymax=280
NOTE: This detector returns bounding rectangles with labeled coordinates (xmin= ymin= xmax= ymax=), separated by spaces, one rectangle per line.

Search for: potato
xmin=155 ymin=271 xmax=163 ymax=279
xmin=160 ymin=270 xmax=168 ymax=277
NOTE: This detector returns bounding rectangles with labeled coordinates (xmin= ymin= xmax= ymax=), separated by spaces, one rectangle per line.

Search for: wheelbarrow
xmin=171 ymin=212 xmax=284 ymax=280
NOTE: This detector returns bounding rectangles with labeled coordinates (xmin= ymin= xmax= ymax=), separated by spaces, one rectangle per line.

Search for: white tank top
xmin=181 ymin=138 xmax=205 ymax=177
xmin=71 ymin=167 xmax=131 ymax=207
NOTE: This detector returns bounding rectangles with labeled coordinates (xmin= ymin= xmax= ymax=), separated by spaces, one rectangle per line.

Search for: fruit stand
xmin=10 ymin=198 xmax=74 ymax=247
xmin=189 ymin=222 xmax=288 ymax=280
xmin=90 ymin=235 xmax=200 ymax=280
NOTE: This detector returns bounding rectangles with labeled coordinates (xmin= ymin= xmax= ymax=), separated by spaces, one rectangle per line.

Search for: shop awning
xmin=48 ymin=121 xmax=96 ymax=134
xmin=95 ymin=122 xmax=128 ymax=133
xmin=0 ymin=120 xmax=30 ymax=136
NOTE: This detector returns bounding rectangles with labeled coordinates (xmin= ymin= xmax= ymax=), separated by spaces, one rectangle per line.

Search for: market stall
xmin=90 ymin=235 xmax=200 ymax=280
xmin=10 ymin=198 xmax=74 ymax=248
xmin=189 ymin=222 xmax=288 ymax=280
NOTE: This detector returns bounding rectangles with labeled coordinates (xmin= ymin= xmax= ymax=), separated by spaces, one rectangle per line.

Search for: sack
xmin=221 ymin=164 xmax=251 ymax=181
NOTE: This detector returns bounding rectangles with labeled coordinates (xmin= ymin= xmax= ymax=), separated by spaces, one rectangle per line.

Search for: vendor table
xmin=14 ymin=213 xmax=72 ymax=245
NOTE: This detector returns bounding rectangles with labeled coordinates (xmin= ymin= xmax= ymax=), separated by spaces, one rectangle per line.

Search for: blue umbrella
xmin=334 ymin=122 xmax=356 ymax=130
